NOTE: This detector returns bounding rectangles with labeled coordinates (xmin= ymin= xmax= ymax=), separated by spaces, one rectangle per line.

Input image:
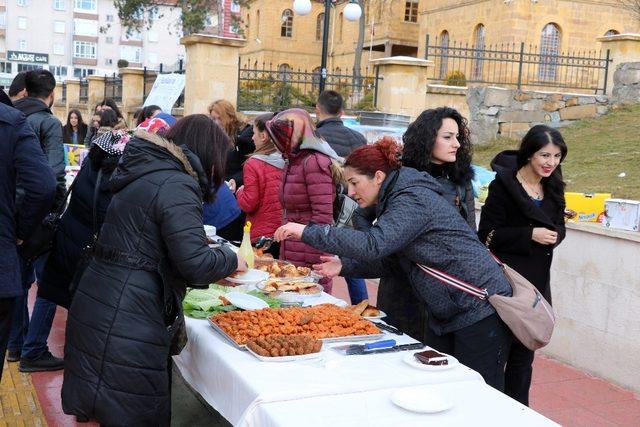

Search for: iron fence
xmin=79 ymin=79 xmax=88 ymax=103
xmin=142 ymin=60 xmax=185 ymax=108
xmin=237 ymin=61 xmax=381 ymax=112
xmin=61 ymin=82 xmax=67 ymax=102
xmin=424 ymin=35 xmax=612 ymax=94
xmin=104 ymin=73 xmax=122 ymax=102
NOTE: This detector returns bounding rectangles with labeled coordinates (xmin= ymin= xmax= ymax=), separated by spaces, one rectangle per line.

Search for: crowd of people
xmin=1 ymin=68 xmax=568 ymax=425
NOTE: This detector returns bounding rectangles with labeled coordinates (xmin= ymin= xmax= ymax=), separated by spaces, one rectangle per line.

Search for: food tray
xmin=246 ymin=344 xmax=324 ymax=362
xmin=207 ymin=316 xmax=384 ymax=350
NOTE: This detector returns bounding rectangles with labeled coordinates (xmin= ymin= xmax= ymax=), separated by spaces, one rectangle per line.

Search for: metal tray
xmin=207 ymin=316 xmax=384 ymax=351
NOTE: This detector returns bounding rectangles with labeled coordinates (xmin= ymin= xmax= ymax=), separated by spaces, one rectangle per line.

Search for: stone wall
xmin=467 ymin=87 xmax=611 ymax=144
xmin=612 ymin=62 xmax=640 ymax=104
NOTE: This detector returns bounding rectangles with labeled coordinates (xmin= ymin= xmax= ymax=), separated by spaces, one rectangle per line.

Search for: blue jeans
xmin=8 ymin=257 xmax=57 ymax=360
xmin=345 ymin=277 xmax=368 ymax=305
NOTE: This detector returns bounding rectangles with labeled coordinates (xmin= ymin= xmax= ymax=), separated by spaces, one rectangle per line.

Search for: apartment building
xmin=0 ymin=0 xmax=190 ymax=86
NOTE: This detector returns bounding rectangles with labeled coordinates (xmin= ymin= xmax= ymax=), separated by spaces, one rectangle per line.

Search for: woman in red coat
xmin=265 ymin=108 xmax=339 ymax=292
xmin=235 ymin=113 xmax=284 ymax=257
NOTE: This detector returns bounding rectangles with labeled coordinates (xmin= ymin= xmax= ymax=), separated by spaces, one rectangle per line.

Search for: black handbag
xmin=69 ymin=169 xmax=103 ymax=298
xmin=18 ymin=178 xmax=77 ymax=262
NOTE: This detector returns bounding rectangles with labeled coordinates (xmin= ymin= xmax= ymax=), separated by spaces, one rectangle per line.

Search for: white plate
xmin=223 ymin=292 xmax=269 ymax=310
xmin=402 ymin=351 xmax=459 ymax=371
xmin=226 ymin=269 xmax=269 ymax=284
xmin=246 ymin=345 xmax=324 ymax=362
xmin=390 ymin=387 xmax=453 ymax=414
xmin=364 ymin=310 xmax=387 ymax=320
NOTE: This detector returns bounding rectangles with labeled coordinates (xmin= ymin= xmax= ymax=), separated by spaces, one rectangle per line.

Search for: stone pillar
xmin=120 ymin=67 xmax=152 ymax=122
xmin=65 ymin=79 xmax=80 ymax=113
xmin=597 ymin=34 xmax=640 ymax=96
xmin=86 ymin=75 xmax=106 ymax=109
xmin=369 ymin=56 xmax=433 ymax=118
xmin=180 ymin=34 xmax=246 ymax=115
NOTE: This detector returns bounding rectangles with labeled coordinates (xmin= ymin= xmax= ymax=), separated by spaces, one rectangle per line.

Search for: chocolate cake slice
xmin=414 ymin=349 xmax=449 ymax=366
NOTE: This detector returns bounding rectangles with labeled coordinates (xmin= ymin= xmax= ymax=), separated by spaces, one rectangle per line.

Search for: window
xmin=604 ymin=29 xmax=619 ymax=36
xmin=73 ymin=67 xmax=94 ymax=78
xmin=280 ymin=9 xmax=293 ymax=38
xmin=0 ymin=12 xmax=5 ymax=28
xmin=53 ymin=43 xmax=65 ymax=55
xmin=106 ymin=14 xmax=113 ymax=22
xmin=54 ymin=21 xmax=65 ymax=33
xmin=256 ymin=10 xmax=260 ymax=37
xmin=538 ymin=23 xmax=561 ymax=81
xmin=74 ymin=0 xmax=96 ymax=12
xmin=338 ymin=12 xmax=343 ymax=42
xmin=404 ymin=1 xmax=418 ymax=23
xmin=49 ymin=65 xmax=67 ymax=77
xmin=246 ymin=14 xmax=250 ymax=38
xmin=120 ymin=45 xmax=141 ymax=63
xmin=53 ymin=0 xmax=65 ymax=10
xmin=148 ymin=31 xmax=158 ymax=42
xmin=74 ymin=19 xmax=98 ymax=36
xmin=105 ymin=58 xmax=112 ymax=65
xmin=277 ymin=63 xmax=291 ymax=81
xmin=106 ymin=36 xmax=113 ymax=44
xmin=316 ymin=13 xmax=324 ymax=41
xmin=472 ymin=24 xmax=485 ymax=80
xmin=439 ymin=30 xmax=450 ymax=78
xmin=19 ymin=39 xmax=27 ymax=50
xmin=230 ymin=0 xmax=240 ymax=13
xmin=18 ymin=17 xmax=27 ymax=30
xmin=18 ymin=64 xmax=42 ymax=72
xmin=124 ymin=30 xmax=142 ymax=41
xmin=0 ymin=61 xmax=13 ymax=74
xmin=148 ymin=52 xmax=158 ymax=64
xmin=17 ymin=0 xmax=28 ymax=6
xmin=73 ymin=41 xmax=97 ymax=59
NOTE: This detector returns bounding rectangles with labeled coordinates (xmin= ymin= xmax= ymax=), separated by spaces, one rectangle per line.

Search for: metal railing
xmin=79 ymin=79 xmax=89 ymax=103
xmin=142 ymin=60 xmax=185 ymax=108
xmin=104 ymin=73 xmax=122 ymax=102
xmin=237 ymin=61 xmax=381 ymax=112
xmin=424 ymin=35 xmax=612 ymax=94
xmin=61 ymin=82 xmax=67 ymax=102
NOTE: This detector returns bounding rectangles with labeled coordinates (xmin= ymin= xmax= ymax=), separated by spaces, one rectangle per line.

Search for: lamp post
xmin=293 ymin=0 xmax=362 ymax=93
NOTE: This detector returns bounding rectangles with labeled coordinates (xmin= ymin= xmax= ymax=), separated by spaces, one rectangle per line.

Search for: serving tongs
xmin=254 ymin=236 xmax=274 ymax=251
xmin=370 ymin=322 xmax=403 ymax=336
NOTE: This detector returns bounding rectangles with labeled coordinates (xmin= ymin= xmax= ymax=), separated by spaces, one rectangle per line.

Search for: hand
xmin=312 ymin=256 xmax=342 ymax=279
xmin=16 ymin=239 xmax=23 ymax=246
xmin=236 ymin=254 xmax=248 ymax=272
xmin=236 ymin=185 xmax=244 ymax=194
xmin=274 ymin=223 xmax=306 ymax=242
xmin=228 ymin=179 xmax=237 ymax=193
xmin=532 ymin=227 xmax=558 ymax=245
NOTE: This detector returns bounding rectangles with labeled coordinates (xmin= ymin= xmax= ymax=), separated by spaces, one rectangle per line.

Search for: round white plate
xmin=402 ymin=351 xmax=459 ymax=371
xmin=390 ymin=387 xmax=453 ymax=414
xmin=226 ymin=269 xmax=269 ymax=284
xmin=364 ymin=310 xmax=387 ymax=320
xmin=224 ymin=292 xmax=269 ymax=310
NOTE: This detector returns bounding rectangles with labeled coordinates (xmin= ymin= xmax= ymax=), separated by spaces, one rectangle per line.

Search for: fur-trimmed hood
xmin=109 ymin=129 xmax=205 ymax=194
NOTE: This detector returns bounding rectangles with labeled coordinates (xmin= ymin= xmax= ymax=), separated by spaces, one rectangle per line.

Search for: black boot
xmin=19 ymin=350 xmax=64 ymax=372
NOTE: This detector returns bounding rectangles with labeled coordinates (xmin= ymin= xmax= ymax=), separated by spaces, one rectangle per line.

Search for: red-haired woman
xmin=276 ymin=137 xmax=512 ymax=391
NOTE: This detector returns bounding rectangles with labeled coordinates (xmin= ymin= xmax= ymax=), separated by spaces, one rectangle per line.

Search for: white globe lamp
xmin=293 ymin=0 xmax=312 ymax=16
xmin=344 ymin=1 xmax=362 ymax=21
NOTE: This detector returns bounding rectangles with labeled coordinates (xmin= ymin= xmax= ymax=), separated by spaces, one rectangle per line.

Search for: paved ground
xmin=2 ymin=278 xmax=639 ymax=426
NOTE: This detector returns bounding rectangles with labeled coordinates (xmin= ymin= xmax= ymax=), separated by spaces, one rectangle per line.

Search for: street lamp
xmin=293 ymin=0 xmax=362 ymax=93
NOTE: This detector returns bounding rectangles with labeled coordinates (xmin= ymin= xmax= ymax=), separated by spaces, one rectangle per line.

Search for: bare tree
xmin=618 ymin=0 xmax=640 ymax=20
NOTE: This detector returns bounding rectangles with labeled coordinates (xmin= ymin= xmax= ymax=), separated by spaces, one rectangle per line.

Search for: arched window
xmin=316 ymin=13 xmax=325 ymax=41
xmin=281 ymin=9 xmax=293 ymax=38
xmin=472 ymin=24 xmax=486 ymax=80
xmin=256 ymin=10 xmax=260 ymax=37
xmin=246 ymin=14 xmax=250 ymax=38
xmin=439 ymin=30 xmax=450 ymax=78
xmin=604 ymin=29 xmax=619 ymax=36
xmin=538 ymin=23 xmax=561 ymax=81
xmin=278 ymin=63 xmax=292 ymax=81
xmin=338 ymin=12 xmax=344 ymax=42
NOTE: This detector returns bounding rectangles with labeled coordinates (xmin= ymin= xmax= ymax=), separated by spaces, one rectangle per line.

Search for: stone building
xmin=239 ymin=0 xmax=420 ymax=73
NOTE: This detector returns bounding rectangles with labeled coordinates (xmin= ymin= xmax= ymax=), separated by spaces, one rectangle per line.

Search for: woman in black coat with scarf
xmin=62 ymin=115 xmax=246 ymax=426
xmin=478 ymin=124 xmax=568 ymax=406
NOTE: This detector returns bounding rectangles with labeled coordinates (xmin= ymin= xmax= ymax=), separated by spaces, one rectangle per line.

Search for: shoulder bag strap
xmin=54 ymin=174 xmax=78 ymax=216
xmin=90 ymin=169 xmax=103 ymax=243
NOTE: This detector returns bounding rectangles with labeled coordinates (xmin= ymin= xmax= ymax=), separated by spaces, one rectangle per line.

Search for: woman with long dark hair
xmin=62 ymin=109 xmax=88 ymax=145
xmin=62 ymin=115 xmax=245 ymax=425
xmin=478 ymin=124 xmax=568 ymax=406
xmin=276 ymin=138 xmax=512 ymax=390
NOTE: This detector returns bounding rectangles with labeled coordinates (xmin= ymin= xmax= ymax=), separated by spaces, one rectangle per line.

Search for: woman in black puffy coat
xmin=62 ymin=115 xmax=245 ymax=426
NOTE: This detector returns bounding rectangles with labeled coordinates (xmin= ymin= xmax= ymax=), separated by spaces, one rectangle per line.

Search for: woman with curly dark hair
xmin=369 ymin=107 xmax=476 ymax=342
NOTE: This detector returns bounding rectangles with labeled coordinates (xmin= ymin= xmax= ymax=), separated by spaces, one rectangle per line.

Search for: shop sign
xmin=7 ymin=50 xmax=49 ymax=64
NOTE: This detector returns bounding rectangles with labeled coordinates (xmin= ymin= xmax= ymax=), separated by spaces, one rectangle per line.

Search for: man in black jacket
xmin=9 ymin=70 xmax=66 ymax=372
xmin=0 ymin=99 xmax=56 ymax=381
xmin=315 ymin=90 xmax=369 ymax=305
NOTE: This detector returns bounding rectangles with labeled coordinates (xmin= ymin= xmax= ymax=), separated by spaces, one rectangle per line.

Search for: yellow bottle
xmin=238 ymin=221 xmax=255 ymax=269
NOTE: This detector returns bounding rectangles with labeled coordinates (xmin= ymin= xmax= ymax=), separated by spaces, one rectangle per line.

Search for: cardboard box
xmin=564 ymin=192 xmax=611 ymax=222
xmin=604 ymin=199 xmax=640 ymax=232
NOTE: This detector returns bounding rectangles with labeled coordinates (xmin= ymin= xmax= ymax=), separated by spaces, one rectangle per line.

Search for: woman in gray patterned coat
xmin=275 ymin=138 xmax=512 ymax=391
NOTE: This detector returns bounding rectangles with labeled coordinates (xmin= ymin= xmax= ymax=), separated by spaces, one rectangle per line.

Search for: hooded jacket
xmin=303 ymin=167 xmax=512 ymax=335
xmin=478 ymin=150 xmax=566 ymax=303
xmin=316 ymin=117 xmax=367 ymax=158
xmin=236 ymin=152 xmax=284 ymax=241
xmin=62 ymin=131 xmax=237 ymax=425
xmin=13 ymin=97 xmax=66 ymax=210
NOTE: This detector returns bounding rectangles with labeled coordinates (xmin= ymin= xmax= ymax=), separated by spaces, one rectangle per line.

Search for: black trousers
xmin=504 ymin=339 xmax=535 ymax=406
xmin=424 ymin=313 xmax=511 ymax=391
xmin=0 ymin=297 xmax=16 ymax=381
